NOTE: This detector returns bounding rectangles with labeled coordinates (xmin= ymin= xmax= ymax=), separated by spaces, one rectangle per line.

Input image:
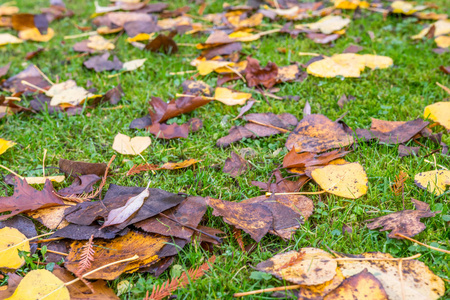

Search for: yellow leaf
xmin=311 ymin=162 xmax=368 ymax=199
xmin=126 ymin=33 xmax=154 ymax=43
xmin=424 ymin=102 xmax=450 ymax=130
xmin=414 ymin=170 xmax=450 ymax=196
xmin=24 ymin=175 xmax=65 ymax=185
xmin=0 ymin=138 xmax=16 ymax=155
xmin=46 ymin=80 xmax=77 ymax=97
xmin=304 ymin=16 xmax=351 ymax=34
xmin=6 ymin=269 xmax=70 ymax=300
xmin=195 ymin=60 xmax=232 ymax=75
xmin=0 ymin=33 xmax=23 ymax=46
xmin=391 ymin=1 xmax=427 ymax=15
xmin=214 ymin=87 xmax=252 ymax=106
xmin=0 ymin=227 xmax=30 ymax=270
xmin=307 ymin=57 xmax=361 ymax=78
xmin=96 ymin=26 xmax=123 ymax=35
xmin=112 ymin=133 xmax=151 ymax=155
xmin=435 ymin=35 xmax=450 ymax=48
xmin=412 ymin=20 xmax=450 ymax=39
xmin=362 ymin=54 xmax=394 ymax=69
xmin=49 ymin=86 xmax=92 ymax=106
xmin=0 ymin=5 xmax=19 ymax=15
xmin=18 ymin=28 xmax=54 ymax=42
xmin=215 ymin=60 xmax=247 ymax=74
xmin=27 ymin=201 xmax=72 ymax=230
xmin=122 ymin=58 xmax=146 ymax=72
xmin=333 ymin=0 xmax=360 ymax=10
xmin=87 ymin=35 xmax=114 ymax=51
xmin=332 ymin=53 xmax=366 ymax=71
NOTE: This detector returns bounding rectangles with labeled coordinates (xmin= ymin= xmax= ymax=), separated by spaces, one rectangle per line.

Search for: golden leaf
xmin=424 ymin=102 xmax=450 ymax=130
xmin=0 ymin=227 xmax=30 ymax=270
xmin=18 ymin=28 xmax=54 ymax=42
xmin=214 ymin=87 xmax=252 ymax=106
xmin=414 ymin=170 xmax=450 ymax=196
xmin=0 ymin=138 xmax=16 ymax=155
xmin=303 ymin=16 xmax=351 ymax=34
xmin=87 ymin=35 xmax=114 ymax=51
xmin=435 ymin=35 xmax=450 ymax=48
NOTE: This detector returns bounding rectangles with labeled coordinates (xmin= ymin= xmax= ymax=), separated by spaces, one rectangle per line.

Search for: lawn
xmin=1 ymin=0 xmax=449 ymax=299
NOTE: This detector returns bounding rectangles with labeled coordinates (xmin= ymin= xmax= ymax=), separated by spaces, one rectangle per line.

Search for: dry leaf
xmin=0 ymin=138 xmax=15 ymax=155
xmin=311 ymin=162 xmax=368 ymax=199
xmin=301 ymin=16 xmax=351 ymax=34
xmin=18 ymin=28 xmax=54 ymax=42
xmin=59 ymin=158 xmax=107 ymax=176
xmin=214 ymin=87 xmax=252 ymax=106
xmin=256 ymin=248 xmax=337 ymax=285
xmin=223 ymin=152 xmax=249 ymax=178
xmin=286 ymin=114 xmax=354 ymax=153
xmin=414 ymin=170 xmax=450 ymax=196
xmin=435 ymin=35 xmax=450 ymax=48
xmin=127 ymin=159 xmax=200 ymax=175
xmin=24 ymin=175 xmax=65 ymax=185
xmin=424 ymin=102 xmax=450 ymax=130
xmin=122 ymin=58 xmax=147 ymax=72
xmin=112 ymin=133 xmax=151 ymax=155
xmin=5 ymin=269 xmax=70 ymax=300
xmin=337 ymin=252 xmax=445 ymax=300
xmin=391 ymin=1 xmax=427 ymax=15
xmin=0 ymin=33 xmax=23 ymax=46
xmin=0 ymin=227 xmax=30 ymax=270
xmin=87 ymin=35 xmax=114 ymax=51
xmin=297 ymin=268 xmax=345 ymax=300
xmin=245 ymin=56 xmax=278 ymax=89
xmin=412 ymin=20 xmax=450 ymax=39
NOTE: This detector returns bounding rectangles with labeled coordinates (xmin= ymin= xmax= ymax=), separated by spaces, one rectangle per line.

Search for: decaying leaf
xmin=223 ymin=151 xmax=249 ymax=178
xmin=127 ymin=159 xmax=200 ymax=175
xmin=0 ymin=178 xmax=64 ymax=221
xmin=414 ymin=170 xmax=450 ymax=196
xmin=6 ymin=269 xmax=70 ymax=300
xmin=424 ymin=102 xmax=450 ymax=130
xmin=145 ymin=33 xmax=178 ymax=54
xmin=252 ymin=169 xmax=309 ymax=193
xmin=311 ymin=162 xmax=368 ymax=199
xmin=214 ymin=87 xmax=252 ymax=106
xmin=112 ymin=133 xmax=151 ymax=155
xmin=283 ymin=148 xmax=350 ymax=170
xmin=0 ymin=138 xmax=15 ymax=155
xmin=366 ymin=199 xmax=436 ymax=238
xmin=26 ymin=201 xmax=71 ymax=230
xmin=297 ymin=268 xmax=345 ymax=300
xmin=286 ymin=114 xmax=354 ymax=153
xmin=323 ymin=269 xmax=388 ymax=300
xmin=337 ymin=252 xmax=445 ymax=300
xmin=59 ymin=159 xmax=107 ymax=176
xmin=256 ymin=248 xmax=337 ymax=285
xmin=0 ymin=227 xmax=30 ymax=270
xmin=147 ymin=118 xmax=202 ymax=139
xmin=245 ymin=56 xmax=278 ymax=89
xmin=299 ymin=16 xmax=351 ymax=34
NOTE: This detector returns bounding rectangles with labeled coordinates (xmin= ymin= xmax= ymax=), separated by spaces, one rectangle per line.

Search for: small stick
xmin=423 ymin=159 xmax=448 ymax=170
xmin=333 ymin=254 xmax=421 ymax=261
xmin=256 ymin=86 xmax=271 ymax=107
xmin=0 ymin=164 xmax=23 ymax=178
xmin=395 ymin=233 xmax=450 ymax=254
xmin=247 ymin=119 xmax=289 ymax=133
xmin=177 ymin=43 xmax=197 ymax=47
xmin=102 ymin=105 xmax=129 ymax=110
xmin=42 ymin=148 xmax=47 ymax=177
xmin=20 ymin=80 xmax=47 ymax=93
xmin=30 ymin=237 xmax=64 ymax=244
xmin=265 ymin=190 xmax=326 ymax=197
xmin=33 ymin=65 xmax=54 ymax=85
xmin=436 ymin=82 xmax=450 ymax=95
xmin=225 ymin=65 xmax=246 ymax=83
xmin=4 ymin=97 xmax=21 ymax=101
xmin=234 ymin=285 xmax=301 ymax=297
xmin=169 ymin=70 xmax=197 ymax=75
xmin=175 ymin=93 xmax=215 ymax=100
xmin=63 ymin=31 xmax=97 ymax=40
xmin=37 ymin=247 xmax=68 ymax=256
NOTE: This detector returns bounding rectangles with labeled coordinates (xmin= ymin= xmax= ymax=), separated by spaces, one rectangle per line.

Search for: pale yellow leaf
xmin=307 ymin=57 xmax=361 ymax=78
xmin=0 ymin=227 xmax=30 ymax=270
xmin=112 ymin=133 xmax=151 ymax=155
xmin=303 ymin=16 xmax=351 ymax=34
xmin=24 ymin=175 xmax=65 ymax=185
xmin=424 ymin=102 xmax=450 ymax=130
xmin=0 ymin=33 xmax=23 ymax=46
xmin=214 ymin=87 xmax=252 ymax=106
xmin=87 ymin=35 xmax=114 ymax=51
xmin=435 ymin=35 xmax=450 ymax=48
xmin=122 ymin=58 xmax=146 ymax=72
xmin=49 ymin=86 xmax=92 ymax=106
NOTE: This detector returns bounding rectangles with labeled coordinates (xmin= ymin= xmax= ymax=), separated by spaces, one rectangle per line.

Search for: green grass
xmin=1 ymin=0 xmax=450 ymax=299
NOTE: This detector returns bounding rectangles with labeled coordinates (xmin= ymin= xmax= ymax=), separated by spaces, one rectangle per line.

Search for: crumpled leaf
xmin=127 ymin=159 xmax=200 ymax=175
xmin=337 ymin=252 xmax=445 ymax=300
xmin=366 ymin=199 xmax=436 ymax=238
xmin=0 ymin=177 xmax=64 ymax=221
xmin=286 ymin=114 xmax=354 ymax=153
xmin=414 ymin=170 xmax=450 ymax=196
xmin=214 ymin=87 xmax=252 ymax=106
xmin=18 ymin=27 xmax=54 ymax=42
xmin=256 ymin=248 xmax=337 ymax=285
xmin=283 ymin=148 xmax=350 ymax=170
xmin=65 ymin=230 xmax=184 ymax=280
xmin=112 ymin=133 xmax=151 ymax=155
xmin=245 ymin=56 xmax=278 ymax=89
xmin=0 ymin=33 xmax=23 ymax=46
xmin=6 ymin=269 xmax=70 ymax=300
xmin=424 ymin=102 xmax=450 ymax=130
xmin=101 ymin=184 xmax=150 ymax=228
xmin=0 ymin=227 xmax=30 ymax=270
xmin=0 ymin=138 xmax=15 ymax=155
xmin=311 ymin=162 xmax=368 ymax=199
xmin=324 ymin=269 xmax=388 ymax=300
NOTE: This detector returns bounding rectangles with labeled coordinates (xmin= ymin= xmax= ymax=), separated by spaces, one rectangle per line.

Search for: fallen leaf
xmin=333 ymin=0 xmax=369 ymax=9
xmin=424 ymin=102 xmax=450 ymax=130
xmin=127 ymin=159 xmax=200 ymax=175
xmin=324 ymin=268 xmax=388 ymax=300
xmin=101 ymin=184 xmax=150 ymax=228
xmin=0 ymin=33 xmax=23 ymax=46
xmin=6 ymin=269 xmax=69 ymax=300
xmin=49 ymin=86 xmax=94 ymax=107
xmin=87 ymin=35 xmax=115 ymax=51
xmin=337 ymin=94 xmax=355 ymax=108
xmin=0 ymin=62 xmax=11 ymax=78
xmin=18 ymin=27 xmax=54 ymax=42
xmin=398 ymin=145 xmax=420 ymax=157
xmin=366 ymin=199 xmax=436 ymax=238
xmin=0 ymin=216 xmax=37 ymax=255
xmin=0 ymin=5 xmax=19 ymax=15
xmin=301 ymin=16 xmax=351 ymax=34
xmin=411 ymin=20 xmax=450 ymax=39
xmin=391 ymin=0 xmax=427 ymax=15
xmin=83 ymin=53 xmax=123 ymax=72
xmin=311 ymin=162 xmax=368 ymax=199
xmin=0 ymin=177 xmax=64 ymax=221
xmin=414 ymin=170 xmax=450 ymax=196
xmin=0 ymin=138 xmax=15 ymax=155
xmin=0 ymin=274 xmax=22 ymax=299
xmin=214 ymin=87 xmax=252 ymax=106
xmin=435 ymin=36 xmax=450 ymax=48
xmin=223 ymin=152 xmax=249 ymax=178
xmin=145 ymin=33 xmax=178 ymax=54
xmin=306 ymin=32 xmax=340 ymax=44
xmin=147 ymin=118 xmax=202 ymax=139
xmin=122 ymin=58 xmax=146 ymax=72
xmin=252 ymin=169 xmax=309 ymax=193
xmin=256 ymin=248 xmax=337 ymax=285
xmin=245 ymin=56 xmax=278 ymax=89
xmin=337 ymin=252 xmax=445 ymax=300
xmin=283 ymin=148 xmax=350 ymax=170
xmin=27 ymin=202 xmax=71 ymax=230
xmin=286 ymin=114 xmax=354 ymax=153
xmin=0 ymin=227 xmax=30 ymax=270
xmin=276 ymin=64 xmax=305 ymax=83
xmin=112 ymin=133 xmax=151 ymax=155
xmin=181 ymin=80 xmax=213 ymax=96
xmin=59 ymin=159 xmax=107 ymax=176
xmin=51 ymin=224 xmax=129 ymax=240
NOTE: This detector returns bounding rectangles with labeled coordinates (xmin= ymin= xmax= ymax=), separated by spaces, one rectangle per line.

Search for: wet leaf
xmin=0 ymin=177 xmax=64 ymax=221
xmin=424 ymin=102 xmax=450 ymax=130
xmin=256 ymin=248 xmax=337 ymax=285
xmin=112 ymin=133 xmax=151 ymax=155
xmin=286 ymin=114 xmax=354 ymax=153
xmin=323 ymin=268 xmax=388 ymax=300
xmin=414 ymin=170 xmax=450 ymax=196
xmin=366 ymin=199 xmax=436 ymax=238
xmin=311 ymin=162 xmax=368 ymax=199
xmin=0 ymin=227 xmax=30 ymax=270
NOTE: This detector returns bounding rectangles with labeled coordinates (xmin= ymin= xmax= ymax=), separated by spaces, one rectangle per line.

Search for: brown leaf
xmin=135 ymin=197 xmax=207 ymax=240
xmin=366 ymin=199 xmax=436 ymax=239
xmin=51 ymin=224 xmax=129 ymax=240
xmin=148 ymin=96 xmax=210 ymax=124
xmin=251 ymin=170 xmax=309 ymax=193
xmin=41 ymin=239 xmax=70 ymax=263
xmin=201 ymin=42 xmax=242 ymax=60
xmin=285 ymin=114 xmax=354 ymax=153
xmin=0 ymin=273 xmax=23 ymax=299
xmin=1 ymin=64 xmax=50 ymax=94
xmin=123 ymin=20 xmax=159 ymax=37
xmin=12 ymin=13 xmax=48 ymax=34
xmin=245 ymin=56 xmax=278 ymax=89
xmin=83 ymin=53 xmax=123 ymax=72
xmin=283 ymin=148 xmax=350 ymax=170
xmin=0 ymin=177 xmax=64 ymax=221
xmin=59 ymin=158 xmax=107 ymax=177
xmin=25 ymin=47 xmax=45 ymax=60
xmin=52 ymin=265 xmax=119 ymax=299
xmin=223 ymin=152 xmax=249 ymax=178
xmin=57 ymin=174 xmax=101 ymax=196
xmin=216 ymin=126 xmax=253 ymax=147
xmin=145 ymin=33 xmax=178 ymax=54
xmin=0 ymin=62 xmax=11 ymax=78
xmin=147 ymin=118 xmax=202 ymax=139
xmin=207 ymin=197 xmax=272 ymax=242
xmin=323 ymin=269 xmax=388 ymax=300
xmin=234 ymin=99 xmax=256 ymax=119
xmin=337 ymin=94 xmax=355 ymax=108
xmin=306 ymin=32 xmax=340 ymax=44
xmin=440 ymin=66 xmax=450 ymax=74
xmin=127 ymin=159 xmax=200 ymax=175
xmin=181 ymin=80 xmax=213 ymax=96
xmin=343 ymin=44 xmax=364 ymax=53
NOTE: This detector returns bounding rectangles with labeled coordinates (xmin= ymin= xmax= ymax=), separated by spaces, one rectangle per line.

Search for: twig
xmin=0 ymin=164 xmax=23 ymax=178
xmin=175 ymin=93 xmax=214 ymax=100
xmin=63 ymin=31 xmax=97 ymax=40
xmin=4 ymin=97 xmax=21 ymax=101
xmin=265 ymin=190 xmax=326 ymax=197
xmin=333 ymin=253 xmax=421 ymax=261
xmin=256 ymin=86 xmax=271 ymax=107
xmin=33 ymin=65 xmax=54 ymax=85
xmin=169 ymin=70 xmax=197 ymax=75
xmin=225 ymin=65 xmax=246 ymax=83
xmin=37 ymin=247 xmax=68 ymax=256
xmin=20 ymin=80 xmax=47 ymax=93
xmin=436 ymin=82 xmax=450 ymax=95
xmin=42 ymin=149 xmax=47 ymax=177
xmin=0 ymin=232 xmax=54 ymax=254
xmin=234 ymin=285 xmax=301 ymax=297
xmin=395 ymin=233 xmax=450 ymax=254
xmin=247 ymin=119 xmax=289 ymax=133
